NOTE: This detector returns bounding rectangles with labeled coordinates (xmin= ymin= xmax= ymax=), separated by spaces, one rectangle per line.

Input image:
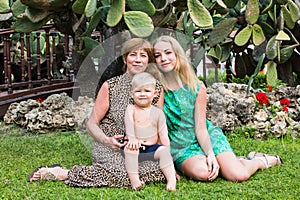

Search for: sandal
xmin=27 ymin=164 xmax=63 ymax=182
xmin=247 ymin=152 xmax=282 ymax=168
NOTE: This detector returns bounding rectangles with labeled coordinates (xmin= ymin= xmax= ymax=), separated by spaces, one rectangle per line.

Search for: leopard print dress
xmin=65 ymin=73 xmax=166 ymax=188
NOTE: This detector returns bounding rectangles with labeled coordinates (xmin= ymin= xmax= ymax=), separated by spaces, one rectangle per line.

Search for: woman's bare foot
xmin=28 ymin=164 xmax=68 ymax=182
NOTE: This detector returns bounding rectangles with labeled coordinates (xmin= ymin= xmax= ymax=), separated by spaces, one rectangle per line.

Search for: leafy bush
xmin=222 ymin=73 xmax=287 ymax=91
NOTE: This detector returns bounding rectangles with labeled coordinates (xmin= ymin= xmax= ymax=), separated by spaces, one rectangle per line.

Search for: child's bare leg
xmin=124 ymin=148 xmax=144 ymax=190
xmin=161 ymin=164 xmax=177 ymax=191
xmin=154 ymin=146 xmax=176 ymax=191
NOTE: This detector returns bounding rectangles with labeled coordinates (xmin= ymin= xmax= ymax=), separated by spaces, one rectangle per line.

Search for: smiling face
xmin=153 ymin=41 xmax=177 ymax=73
xmin=121 ymin=38 xmax=154 ymax=78
xmin=125 ymin=48 xmax=149 ymax=77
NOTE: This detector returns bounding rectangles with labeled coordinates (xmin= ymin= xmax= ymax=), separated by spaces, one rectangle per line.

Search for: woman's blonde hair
xmin=153 ymin=35 xmax=199 ymax=91
xmin=121 ymin=38 xmax=154 ymax=71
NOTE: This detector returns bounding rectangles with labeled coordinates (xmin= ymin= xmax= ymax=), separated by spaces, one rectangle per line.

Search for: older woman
xmin=28 ymin=38 xmax=166 ymax=188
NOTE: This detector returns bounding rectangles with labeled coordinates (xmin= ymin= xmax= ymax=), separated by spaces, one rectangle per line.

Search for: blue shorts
xmin=139 ymin=144 xmax=161 ymax=162
xmin=121 ymin=144 xmax=162 ymax=162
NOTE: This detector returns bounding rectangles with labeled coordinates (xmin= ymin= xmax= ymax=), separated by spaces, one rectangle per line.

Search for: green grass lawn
xmin=0 ymin=121 xmax=299 ymax=200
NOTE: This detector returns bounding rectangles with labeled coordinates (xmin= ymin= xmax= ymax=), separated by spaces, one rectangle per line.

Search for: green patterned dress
xmin=163 ymin=83 xmax=233 ymax=170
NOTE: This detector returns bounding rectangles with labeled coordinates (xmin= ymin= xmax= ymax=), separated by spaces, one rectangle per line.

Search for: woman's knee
xmin=181 ymin=157 xmax=210 ymax=181
xmin=217 ymin=152 xmax=252 ymax=182
xmin=235 ymin=171 xmax=251 ymax=182
xmin=191 ymin=170 xmax=211 ymax=181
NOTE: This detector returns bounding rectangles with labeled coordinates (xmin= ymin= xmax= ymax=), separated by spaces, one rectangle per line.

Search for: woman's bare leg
xmin=180 ymin=155 xmax=211 ymax=181
xmin=180 ymin=151 xmax=282 ymax=182
xmin=217 ymin=152 xmax=282 ymax=182
xmin=28 ymin=165 xmax=69 ymax=182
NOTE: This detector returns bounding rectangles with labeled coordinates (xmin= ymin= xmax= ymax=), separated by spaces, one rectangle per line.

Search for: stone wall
xmin=3 ymin=83 xmax=300 ymax=138
xmin=207 ymin=83 xmax=300 ymax=138
xmin=3 ymin=93 xmax=93 ymax=133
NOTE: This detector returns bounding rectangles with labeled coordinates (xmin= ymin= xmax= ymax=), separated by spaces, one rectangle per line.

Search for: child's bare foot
xmin=128 ymin=173 xmax=145 ymax=190
xmin=131 ymin=181 xmax=145 ymax=190
xmin=166 ymin=179 xmax=176 ymax=191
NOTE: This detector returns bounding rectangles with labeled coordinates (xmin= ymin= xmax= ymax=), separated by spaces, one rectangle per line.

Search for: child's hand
xmin=126 ymin=138 xmax=141 ymax=150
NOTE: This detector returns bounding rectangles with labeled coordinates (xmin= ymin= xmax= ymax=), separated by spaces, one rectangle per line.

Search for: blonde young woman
xmin=27 ymin=38 xmax=168 ymax=188
xmin=151 ymin=35 xmax=282 ymax=182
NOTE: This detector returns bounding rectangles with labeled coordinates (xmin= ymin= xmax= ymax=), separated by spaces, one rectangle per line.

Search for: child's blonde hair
xmin=131 ymin=72 xmax=156 ymax=91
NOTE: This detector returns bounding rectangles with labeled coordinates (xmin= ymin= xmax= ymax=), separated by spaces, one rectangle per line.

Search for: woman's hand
xmin=206 ymin=153 xmax=219 ymax=181
xmin=105 ymin=135 xmax=127 ymax=149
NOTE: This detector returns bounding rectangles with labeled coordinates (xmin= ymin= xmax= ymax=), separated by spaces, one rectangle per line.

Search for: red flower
xmin=255 ymin=92 xmax=269 ymax=106
xmin=36 ymin=97 xmax=44 ymax=103
xmin=280 ymin=98 xmax=290 ymax=106
xmin=266 ymin=85 xmax=273 ymax=92
xmin=282 ymin=105 xmax=288 ymax=112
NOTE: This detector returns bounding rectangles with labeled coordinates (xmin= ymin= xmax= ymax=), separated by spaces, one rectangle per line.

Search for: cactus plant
xmin=245 ymin=0 xmax=260 ymax=25
xmin=0 ymin=0 xmax=10 ymax=13
xmin=208 ymin=18 xmax=237 ymax=47
xmin=0 ymin=0 xmax=299 ymax=87
xmin=187 ymin=0 xmax=212 ymax=28
xmin=266 ymin=61 xmax=278 ymax=86
xmin=106 ymin=0 xmax=125 ymax=27
xmin=124 ymin=11 xmax=154 ymax=37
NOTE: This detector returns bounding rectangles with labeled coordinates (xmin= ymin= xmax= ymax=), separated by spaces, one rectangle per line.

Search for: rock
xmin=207 ymin=83 xmax=255 ymax=131
xmin=72 ymin=96 xmax=94 ymax=129
xmin=3 ymin=93 xmax=94 ymax=133
xmin=207 ymin=83 xmax=299 ymax=138
xmin=254 ymin=109 xmax=268 ymax=122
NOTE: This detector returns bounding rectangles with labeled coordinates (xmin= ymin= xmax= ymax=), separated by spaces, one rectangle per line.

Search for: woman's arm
xmin=156 ymin=88 xmax=164 ymax=109
xmin=194 ymin=84 xmax=213 ymax=155
xmin=86 ymin=82 xmax=125 ymax=148
xmin=194 ymin=83 xmax=219 ymax=180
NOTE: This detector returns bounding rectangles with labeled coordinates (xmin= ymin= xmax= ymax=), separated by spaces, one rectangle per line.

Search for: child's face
xmin=132 ymin=84 xmax=157 ymax=108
